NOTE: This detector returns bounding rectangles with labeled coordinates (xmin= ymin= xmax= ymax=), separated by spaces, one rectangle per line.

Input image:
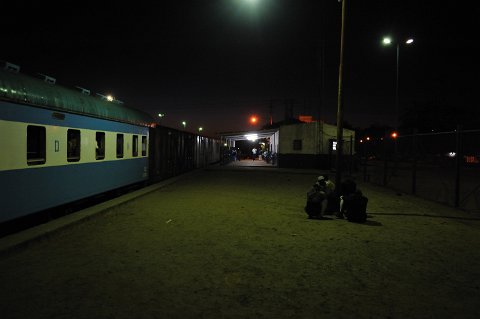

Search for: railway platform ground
xmin=1 ymin=165 xmax=480 ymax=318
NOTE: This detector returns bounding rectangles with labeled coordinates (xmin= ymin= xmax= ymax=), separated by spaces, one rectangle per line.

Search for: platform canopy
xmin=218 ymin=128 xmax=279 ymax=141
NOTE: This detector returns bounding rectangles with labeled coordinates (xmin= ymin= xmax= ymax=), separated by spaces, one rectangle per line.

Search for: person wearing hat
xmin=317 ymin=175 xmax=336 ymax=215
xmin=319 ymin=175 xmax=336 ymax=195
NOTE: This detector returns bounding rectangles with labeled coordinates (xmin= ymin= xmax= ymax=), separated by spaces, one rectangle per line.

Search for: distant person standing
xmin=252 ymin=147 xmax=257 ymax=161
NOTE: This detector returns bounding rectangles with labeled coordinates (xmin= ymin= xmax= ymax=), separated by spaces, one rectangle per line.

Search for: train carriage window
xmin=96 ymin=132 xmax=105 ymax=160
xmin=141 ymin=136 xmax=147 ymax=156
xmin=67 ymin=129 xmax=81 ymax=162
xmin=132 ymin=135 xmax=138 ymax=157
xmin=27 ymin=125 xmax=46 ymax=165
xmin=116 ymin=134 xmax=124 ymax=158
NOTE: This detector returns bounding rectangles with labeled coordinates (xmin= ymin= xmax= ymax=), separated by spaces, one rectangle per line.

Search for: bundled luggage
xmin=343 ymin=191 xmax=368 ymax=223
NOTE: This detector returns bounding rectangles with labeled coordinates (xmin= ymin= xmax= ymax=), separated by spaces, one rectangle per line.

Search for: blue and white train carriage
xmin=0 ymin=65 xmax=154 ymax=223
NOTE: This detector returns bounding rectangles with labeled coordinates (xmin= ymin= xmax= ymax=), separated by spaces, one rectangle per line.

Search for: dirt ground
xmin=1 ymin=167 xmax=480 ymax=318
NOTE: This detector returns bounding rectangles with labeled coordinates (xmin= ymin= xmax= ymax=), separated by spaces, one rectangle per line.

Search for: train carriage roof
xmin=0 ymin=68 xmax=154 ymax=127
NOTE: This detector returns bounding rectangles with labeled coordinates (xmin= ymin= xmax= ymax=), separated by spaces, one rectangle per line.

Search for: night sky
xmin=2 ymin=1 xmax=477 ymax=136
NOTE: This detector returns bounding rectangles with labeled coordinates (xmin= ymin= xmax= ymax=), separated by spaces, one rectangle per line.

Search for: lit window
xmin=117 ymin=134 xmax=124 ymax=158
xmin=67 ymin=129 xmax=81 ymax=162
xmin=96 ymin=132 xmax=105 ymax=160
xmin=27 ymin=125 xmax=46 ymax=165
xmin=132 ymin=135 xmax=138 ymax=157
xmin=141 ymin=136 xmax=147 ymax=156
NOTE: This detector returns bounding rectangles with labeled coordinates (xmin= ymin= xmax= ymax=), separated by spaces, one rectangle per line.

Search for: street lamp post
xmin=382 ymin=37 xmax=414 ymax=130
xmin=382 ymin=36 xmax=413 ymax=174
xmin=158 ymin=113 xmax=165 ymax=124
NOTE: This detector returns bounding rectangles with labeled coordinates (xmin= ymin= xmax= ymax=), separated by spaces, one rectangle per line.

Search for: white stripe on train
xmin=0 ymin=119 xmax=148 ymax=171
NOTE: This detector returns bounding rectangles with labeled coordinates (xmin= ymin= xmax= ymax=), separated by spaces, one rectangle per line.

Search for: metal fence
xmin=358 ymin=127 xmax=480 ymax=213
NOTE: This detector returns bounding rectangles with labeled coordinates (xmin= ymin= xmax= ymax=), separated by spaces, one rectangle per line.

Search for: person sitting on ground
xmin=315 ymin=175 xmax=333 ymax=216
xmin=320 ymin=174 xmax=337 ymax=213
xmin=304 ymin=178 xmax=328 ymax=219
xmin=336 ymin=179 xmax=357 ymax=219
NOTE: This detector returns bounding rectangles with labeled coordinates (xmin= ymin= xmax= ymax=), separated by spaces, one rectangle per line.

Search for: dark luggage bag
xmin=345 ymin=196 xmax=368 ymax=223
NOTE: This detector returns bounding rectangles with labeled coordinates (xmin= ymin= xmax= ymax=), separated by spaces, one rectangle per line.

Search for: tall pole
xmin=395 ymin=43 xmax=400 ymax=130
xmin=393 ymin=43 xmax=400 ymax=171
xmin=335 ymin=0 xmax=346 ymax=189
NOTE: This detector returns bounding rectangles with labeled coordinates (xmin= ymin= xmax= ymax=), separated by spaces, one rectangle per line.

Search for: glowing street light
xmin=198 ymin=127 xmax=203 ymax=132
xmin=182 ymin=121 xmax=186 ymax=128
xmin=382 ymin=37 xmax=392 ymax=45
xmin=382 ymin=35 xmax=414 ymax=130
xmin=249 ymin=115 xmax=258 ymax=125
xmin=158 ymin=113 xmax=165 ymax=118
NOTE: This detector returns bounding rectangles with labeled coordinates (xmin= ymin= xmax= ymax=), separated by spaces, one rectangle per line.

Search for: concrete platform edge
xmin=0 ymin=173 xmax=191 ymax=258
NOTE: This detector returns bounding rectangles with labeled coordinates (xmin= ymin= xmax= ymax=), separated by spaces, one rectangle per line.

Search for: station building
xmin=220 ymin=120 xmax=355 ymax=170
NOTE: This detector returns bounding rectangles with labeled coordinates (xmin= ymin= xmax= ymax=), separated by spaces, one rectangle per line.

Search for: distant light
xmin=448 ymin=152 xmax=456 ymax=158
xmin=158 ymin=113 xmax=165 ymax=118
xmin=391 ymin=132 xmax=398 ymax=139
xmin=383 ymin=37 xmax=392 ymax=45
xmin=245 ymin=134 xmax=258 ymax=141
xmin=359 ymin=139 xmax=363 ymax=143
xmin=198 ymin=127 xmax=203 ymax=132
xmin=366 ymin=136 xmax=370 ymax=141
xmin=406 ymin=38 xmax=414 ymax=44
xmin=106 ymin=95 xmax=114 ymax=102
xmin=182 ymin=121 xmax=186 ymax=127
xmin=249 ymin=115 xmax=258 ymax=124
